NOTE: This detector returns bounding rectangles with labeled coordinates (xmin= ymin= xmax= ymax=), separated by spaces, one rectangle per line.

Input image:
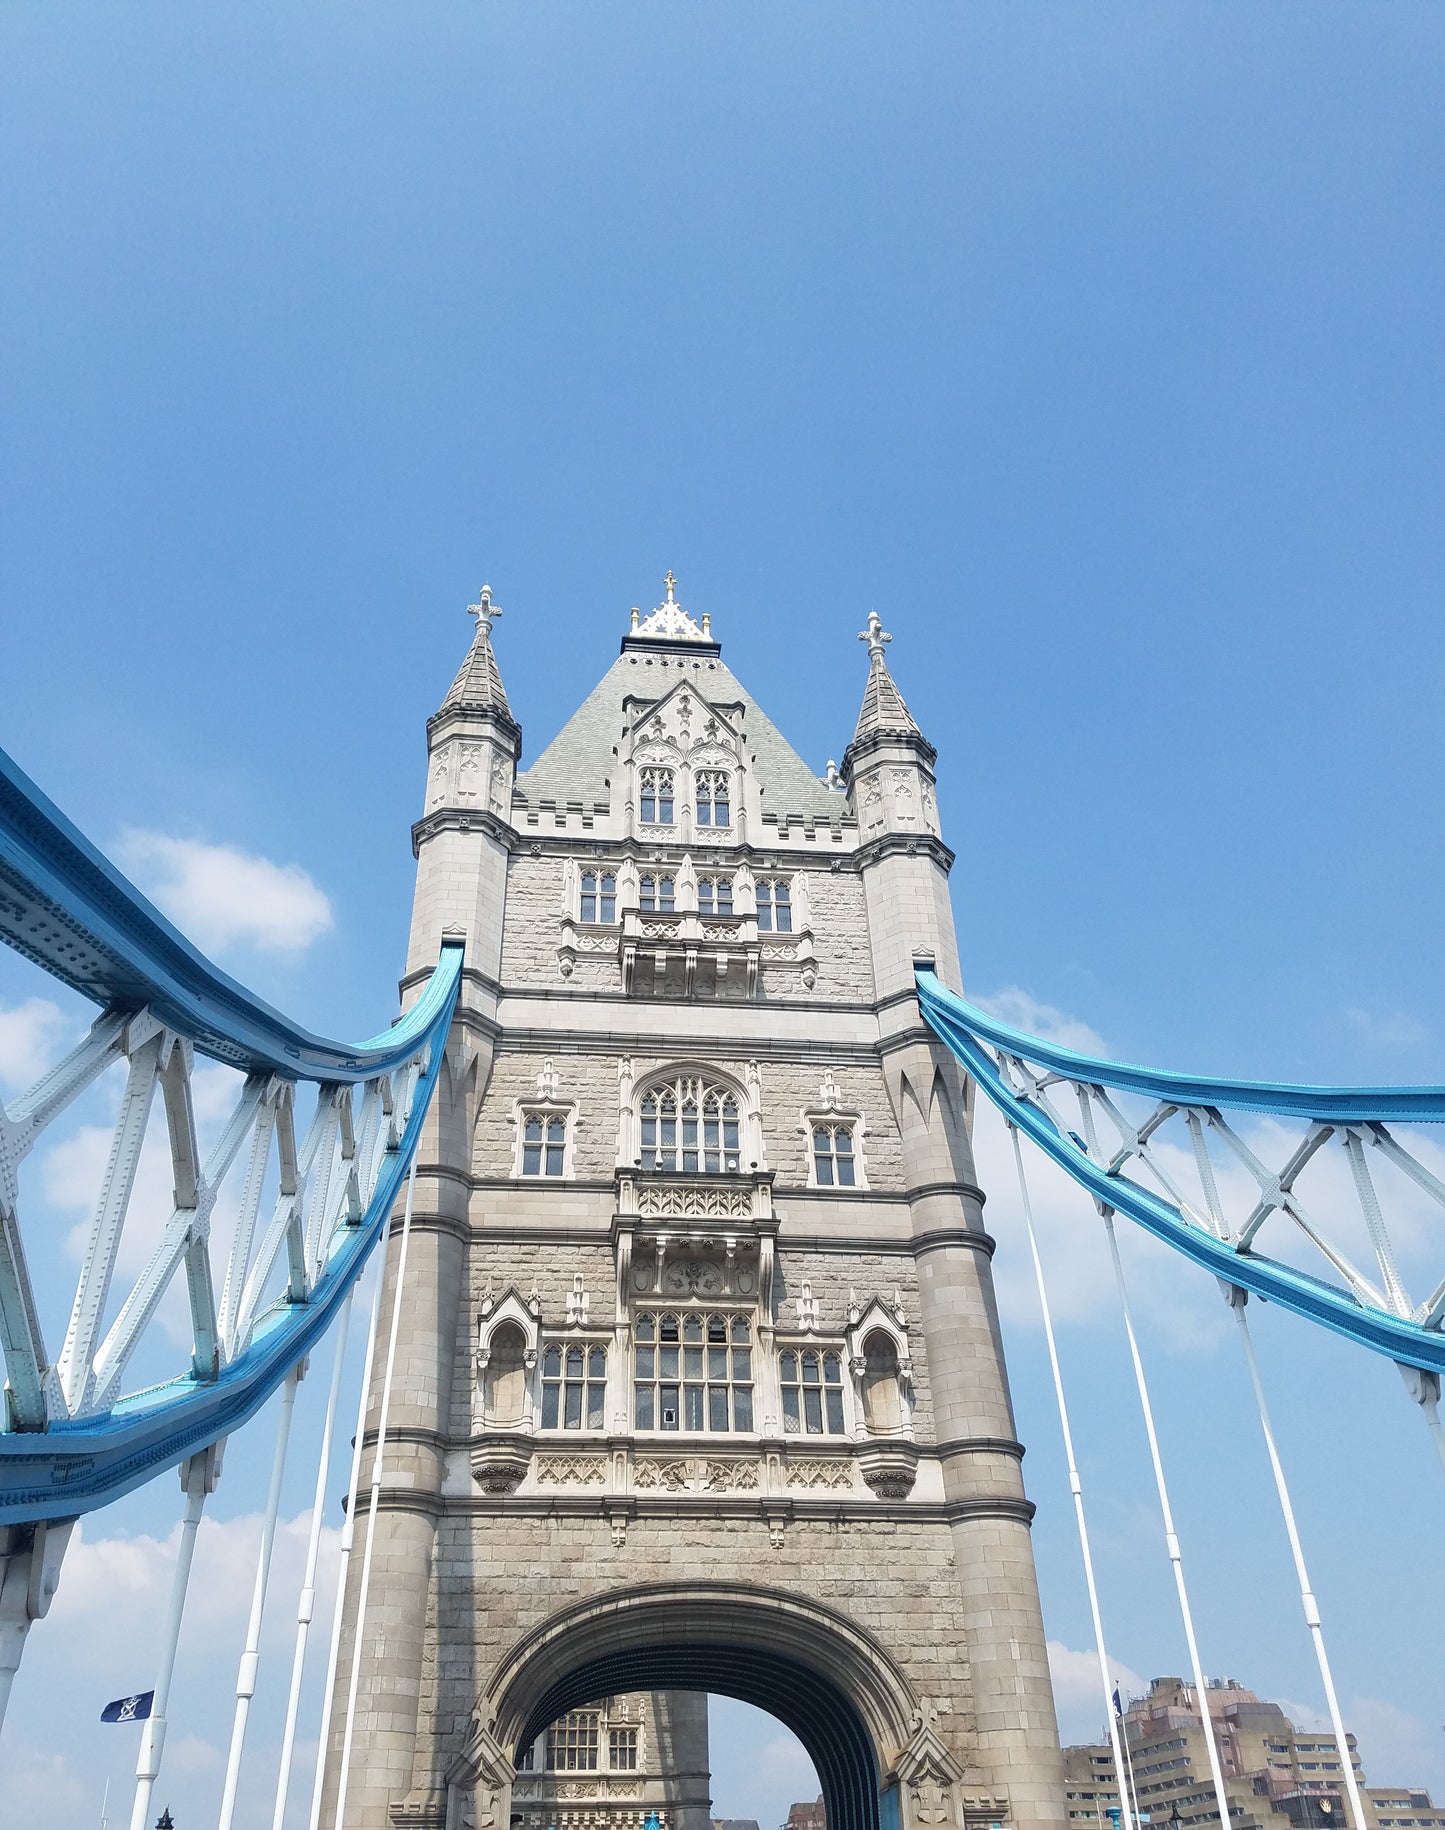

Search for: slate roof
xmin=851 ymin=650 xmax=920 ymax=743
xmin=440 ymin=622 xmax=513 ymax=720
xmin=515 ymin=650 xmax=840 ymax=820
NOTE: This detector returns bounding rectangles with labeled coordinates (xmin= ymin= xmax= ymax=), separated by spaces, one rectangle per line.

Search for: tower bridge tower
xmin=324 ymin=578 xmax=1066 ymax=1830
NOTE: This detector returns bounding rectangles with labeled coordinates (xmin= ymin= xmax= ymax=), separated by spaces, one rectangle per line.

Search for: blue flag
xmin=1112 ymin=1687 xmax=1124 ymax=1718
xmin=101 ymin=1690 xmax=154 ymax=1724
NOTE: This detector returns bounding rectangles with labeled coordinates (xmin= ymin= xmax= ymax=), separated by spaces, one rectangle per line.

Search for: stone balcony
xmin=618 ymin=906 xmax=761 ymax=995
xmin=615 ymin=1170 xmax=777 ymax=1308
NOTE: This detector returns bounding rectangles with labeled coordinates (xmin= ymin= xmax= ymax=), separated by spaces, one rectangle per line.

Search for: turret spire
xmin=440 ymin=583 xmax=514 ymax=718
xmin=851 ymin=611 xmax=920 ymax=742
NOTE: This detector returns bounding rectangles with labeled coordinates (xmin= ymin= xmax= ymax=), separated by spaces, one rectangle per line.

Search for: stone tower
xmin=322 ymin=577 xmax=1066 ymax=1830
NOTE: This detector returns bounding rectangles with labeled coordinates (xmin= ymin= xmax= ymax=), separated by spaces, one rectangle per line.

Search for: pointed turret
xmin=439 ymin=585 xmax=518 ymax=725
xmin=839 ymin=613 xmax=941 ymax=851
xmin=409 ymin=585 xmax=522 ymax=986
xmin=849 ymin=610 xmax=921 ymax=742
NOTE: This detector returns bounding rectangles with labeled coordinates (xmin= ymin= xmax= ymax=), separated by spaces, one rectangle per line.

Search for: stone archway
xmin=453 ymin=1583 xmax=939 ymax=1830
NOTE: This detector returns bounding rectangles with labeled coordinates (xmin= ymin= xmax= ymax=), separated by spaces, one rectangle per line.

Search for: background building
xmin=1063 ymin=1678 xmax=1445 ymax=1830
xmin=512 ymin=1691 xmax=711 ymax=1830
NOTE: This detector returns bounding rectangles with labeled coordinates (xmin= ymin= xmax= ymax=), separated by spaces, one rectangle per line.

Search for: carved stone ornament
xmin=470 ymin=1435 xmax=533 ymax=1495
xmin=896 ymin=1700 xmax=967 ymax=1830
xmin=785 ymin=1457 xmax=855 ymax=1490
xmin=637 ymin=1182 xmax=752 ymax=1219
xmin=633 ymin=1456 xmax=760 ymax=1493
xmin=858 ymin=1440 xmax=918 ymax=1500
xmin=534 ymin=1454 xmax=606 ymax=1487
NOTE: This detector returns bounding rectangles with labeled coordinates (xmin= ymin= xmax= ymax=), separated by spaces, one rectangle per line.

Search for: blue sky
xmin=2 ymin=4 xmax=1444 ymax=1826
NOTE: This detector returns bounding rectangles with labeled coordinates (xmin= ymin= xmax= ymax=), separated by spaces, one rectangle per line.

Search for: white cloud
xmin=13 ymin=1502 xmax=344 ymax=1830
xmin=0 ymin=995 xmax=70 ymax=1091
xmin=975 ymin=986 xmax=1109 ymax=1057
xmin=2 ymin=1744 xmax=92 ymax=1819
xmin=1345 ymin=1007 xmax=1432 ymax=1053
xmin=1048 ymin=1642 xmax=1147 ymax=1746
xmin=49 ymin=1503 xmax=343 ymax=1671
xmin=117 ymin=829 xmax=333 ymax=956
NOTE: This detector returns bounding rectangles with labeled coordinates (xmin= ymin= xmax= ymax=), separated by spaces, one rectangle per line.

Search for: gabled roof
xmin=515 ymin=651 xmax=838 ymax=819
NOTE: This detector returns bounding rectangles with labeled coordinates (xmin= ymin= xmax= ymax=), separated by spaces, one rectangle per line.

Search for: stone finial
xmin=566 ymin=1273 xmax=589 ymax=1326
xmin=818 ymin=1069 xmax=839 ymax=1110
xmin=796 ymin=1279 xmax=819 ymax=1332
xmin=537 ymin=1058 xmax=559 ymax=1100
xmin=858 ymin=609 xmax=891 ymax=659
xmin=468 ymin=583 xmax=502 ymax=638
xmin=629 ymin=571 xmax=711 ymax=643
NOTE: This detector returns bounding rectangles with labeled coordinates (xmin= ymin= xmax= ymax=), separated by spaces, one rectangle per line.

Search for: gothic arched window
xmin=698 ymin=875 xmax=733 ymax=917
xmin=634 ymin=1311 xmax=752 ymax=1432
xmin=523 ymin=1113 xmax=567 ymax=1177
xmin=780 ymin=1347 xmax=846 ymax=1435
xmin=639 ymin=767 xmax=675 ymax=824
xmin=639 ymin=1076 xmax=741 ymax=1174
xmin=694 ymin=770 xmax=731 ymax=827
xmin=580 ymin=871 xmax=616 ymax=924
xmin=811 ymin=1123 xmax=856 ymax=1187
xmin=755 ymin=878 xmax=792 ymax=932
xmin=640 ymin=874 xmax=675 ymax=914
xmin=541 ymin=1342 xmax=606 ymax=1429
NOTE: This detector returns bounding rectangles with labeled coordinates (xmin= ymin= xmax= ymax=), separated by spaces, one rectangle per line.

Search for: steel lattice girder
xmin=916 ymin=969 xmax=1445 ymax=1376
xmin=0 ymin=742 xmax=464 ymax=1524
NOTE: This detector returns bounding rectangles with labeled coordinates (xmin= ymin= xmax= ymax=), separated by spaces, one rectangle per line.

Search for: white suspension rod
xmin=129 ymin=1453 xmax=212 ymax=1830
xmin=332 ymin=1151 xmax=420 ymax=1830
xmin=308 ymin=1272 xmax=386 ymax=1830
xmin=1399 ymin=1367 xmax=1445 ymax=1482
xmin=217 ymin=1367 xmax=300 ymax=1830
xmin=1101 ymin=1209 xmax=1234 ymax=1830
xmin=272 ymin=1291 xmax=354 ymax=1830
xmin=1008 ymin=1124 xmax=1134 ymax=1830
xmin=1229 ymin=1294 xmax=1369 ymax=1830
xmin=1422 ymin=1389 xmax=1445 ymax=1481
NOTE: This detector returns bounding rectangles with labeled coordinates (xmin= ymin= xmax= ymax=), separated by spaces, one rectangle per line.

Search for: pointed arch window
xmin=640 ymin=874 xmax=675 ymax=914
xmin=811 ymin=1124 xmax=856 ymax=1187
xmin=698 ymin=876 xmax=733 ymax=917
xmin=780 ymin=1348 xmax=846 ymax=1434
xmin=639 ymin=1076 xmax=741 ymax=1173
xmin=541 ymin=1343 xmax=607 ymax=1429
xmin=580 ymin=871 xmax=616 ymax=924
xmin=755 ymin=879 xmax=792 ymax=932
xmin=634 ymin=1311 xmax=753 ymax=1431
xmin=695 ymin=770 xmax=731 ymax=827
xmin=640 ymin=768 xmax=675 ymax=824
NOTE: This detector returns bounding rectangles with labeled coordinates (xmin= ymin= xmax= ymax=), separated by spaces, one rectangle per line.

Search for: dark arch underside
xmin=518 ymin=1641 xmax=883 ymax=1830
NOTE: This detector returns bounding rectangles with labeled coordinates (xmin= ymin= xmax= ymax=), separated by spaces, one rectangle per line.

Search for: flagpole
xmin=99 ymin=1775 xmax=110 ymax=1830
